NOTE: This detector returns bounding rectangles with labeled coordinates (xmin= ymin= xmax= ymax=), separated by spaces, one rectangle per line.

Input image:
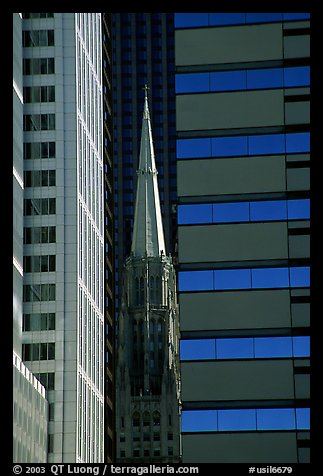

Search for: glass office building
xmin=175 ymin=12 xmax=310 ymax=463
xmin=111 ymin=13 xmax=177 ymax=314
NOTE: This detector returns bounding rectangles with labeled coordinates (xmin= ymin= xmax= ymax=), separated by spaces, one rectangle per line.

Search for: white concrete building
xmin=19 ymin=13 xmax=105 ymax=462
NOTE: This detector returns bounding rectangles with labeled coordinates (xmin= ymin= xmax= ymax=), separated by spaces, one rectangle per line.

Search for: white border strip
xmin=13 ymin=79 xmax=23 ymax=104
xmin=13 ymin=166 xmax=24 ymax=190
xmin=13 ymin=256 xmax=23 ymax=276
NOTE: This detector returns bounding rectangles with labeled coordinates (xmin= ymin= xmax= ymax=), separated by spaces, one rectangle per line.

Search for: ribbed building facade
xmin=14 ymin=13 xmax=108 ymax=462
xmin=175 ymin=13 xmax=310 ymax=463
xmin=13 ymin=12 xmax=48 ymax=463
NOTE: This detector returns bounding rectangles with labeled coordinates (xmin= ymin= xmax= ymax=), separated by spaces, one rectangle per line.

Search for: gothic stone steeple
xmin=116 ymin=88 xmax=181 ymax=463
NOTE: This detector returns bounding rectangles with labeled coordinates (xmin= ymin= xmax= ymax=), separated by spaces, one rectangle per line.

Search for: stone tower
xmin=115 ymin=88 xmax=181 ymax=463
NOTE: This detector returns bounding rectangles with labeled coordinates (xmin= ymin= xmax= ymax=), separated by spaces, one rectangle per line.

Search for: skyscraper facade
xmin=111 ymin=13 xmax=177 ymax=316
xmin=175 ymin=12 xmax=310 ymax=463
xmin=13 ymin=12 xmax=48 ymax=463
xmin=115 ymin=93 xmax=181 ymax=463
xmin=18 ymin=13 xmax=106 ymax=462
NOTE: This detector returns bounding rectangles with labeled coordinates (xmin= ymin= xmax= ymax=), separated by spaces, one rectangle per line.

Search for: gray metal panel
xmin=176 ymin=90 xmax=284 ymax=132
xmin=181 ymin=360 xmax=295 ymax=401
xmin=284 ymin=35 xmax=310 ymax=59
xmin=177 ymin=156 xmax=286 ymax=197
xmin=291 ymin=303 xmax=310 ymax=328
xmin=178 ymin=222 xmax=288 ymax=263
xmin=182 ymin=432 xmax=298 ymax=463
xmin=288 ymin=234 xmax=310 ymax=259
xmin=286 ymin=168 xmax=310 ymax=191
xmin=175 ymin=23 xmax=283 ymax=66
xmin=285 ymin=101 xmax=310 ymax=125
xmin=179 ymin=289 xmax=291 ymax=331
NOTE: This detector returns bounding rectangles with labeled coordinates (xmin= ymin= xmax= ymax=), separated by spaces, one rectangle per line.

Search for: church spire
xmin=131 ymin=86 xmax=166 ymax=257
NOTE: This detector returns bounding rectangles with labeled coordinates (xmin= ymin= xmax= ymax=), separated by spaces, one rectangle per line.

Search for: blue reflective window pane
xmin=215 ymin=269 xmax=251 ymax=290
xmin=246 ymin=13 xmax=283 ymax=23
xmin=252 ymin=267 xmax=289 ymax=288
xmin=177 ymin=138 xmax=211 ymax=159
xmin=254 ymin=337 xmax=293 ymax=358
xmin=287 ymin=199 xmax=310 ymax=219
xmin=296 ymin=408 xmax=310 ymax=430
xmin=210 ymin=70 xmax=246 ymax=92
xmin=176 ymin=73 xmax=209 ymax=93
xmin=257 ymin=409 xmax=295 ymax=430
xmin=218 ymin=409 xmax=256 ymax=431
xmin=213 ymin=202 xmax=249 ymax=223
xmin=290 ymin=267 xmax=310 ymax=287
xmin=182 ymin=410 xmax=216 ymax=432
xmin=293 ymin=336 xmax=310 ymax=357
xmin=247 ymin=68 xmax=284 ymax=89
xmin=216 ymin=338 xmax=254 ymax=359
xmin=212 ymin=136 xmax=248 ymax=157
xmin=180 ymin=339 xmax=215 ymax=360
xmin=209 ymin=13 xmax=246 ymax=25
xmin=174 ymin=13 xmax=209 ymax=28
xmin=283 ymin=13 xmax=310 ymax=21
xmin=250 ymin=200 xmax=287 ymax=221
xmin=249 ymin=134 xmax=285 ymax=155
xmin=178 ymin=270 xmax=213 ymax=292
xmin=178 ymin=204 xmax=213 ymax=225
xmin=285 ymin=132 xmax=310 ymax=153
xmin=284 ymin=66 xmax=310 ymax=87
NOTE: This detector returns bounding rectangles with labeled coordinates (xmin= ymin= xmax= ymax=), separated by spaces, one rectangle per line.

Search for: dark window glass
xmin=178 ymin=270 xmax=213 ymax=292
xmin=211 ymin=70 xmax=247 ymax=91
xmin=296 ymin=408 xmax=310 ymax=429
xmin=178 ymin=204 xmax=212 ymax=225
xmin=290 ymin=266 xmax=310 ymax=287
xmin=213 ymin=202 xmax=249 ymax=223
xmin=257 ymin=409 xmax=295 ymax=430
xmin=286 ymin=132 xmax=310 ymax=153
xmin=248 ymin=133 xmax=285 ymax=155
xmin=247 ymin=68 xmax=283 ymax=89
xmin=176 ymin=73 xmax=209 ymax=93
xmin=218 ymin=409 xmax=256 ymax=431
xmin=174 ymin=13 xmax=209 ymax=28
xmin=177 ymin=138 xmax=211 ymax=159
xmin=182 ymin=410 xmax=216 ymax=432
xmin=210 ymin=13 xmax=245 ymax=25
xmin=180 ymin=339 xmax=215 ymax=360
xmin=283 ymin=13 xmax=310 ymax=21
xmin=246 ymin=13 xmax=283 ymax=23
xmin=215 ymin=269 xmax=251 ymax=290
xmin=212 ymin=136 xmax=248 ymax=157
xmin=250 ymin=200 xmax=287 ymax=221
xmin=251 ymin=267 xmax=289 ymax=289
xmin=216 ymin=338 xmax=254 ymax=359
xmin=254 ymin=337 xmax=293 ymax=358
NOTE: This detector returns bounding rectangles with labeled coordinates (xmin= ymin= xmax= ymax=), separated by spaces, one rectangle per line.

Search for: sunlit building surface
xmin=175 ymin=12 xmax=310 ymax=463
xmin=13 ymin=12 xmax=48 ymax=463
xmin=18 ymin=13 xmax=106 ymax=462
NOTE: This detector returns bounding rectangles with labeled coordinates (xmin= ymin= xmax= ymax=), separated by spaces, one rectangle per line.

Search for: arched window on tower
xmin=155 ymin=276 xmax=160 ymax=303
xmin=150 ymin=276 xmax=154 ymax=302
xmin=135 ymin=277 xmax=139 ymax=306
xmin=133 ymin=412 xmax=140 ymax=428
xmin=153 ymin=411 xmax=160 ymax=427
xmin=140 ymin=276 xmax=144 ymax=305
xmin=143 ymin=412 xmax=150 ymax=428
